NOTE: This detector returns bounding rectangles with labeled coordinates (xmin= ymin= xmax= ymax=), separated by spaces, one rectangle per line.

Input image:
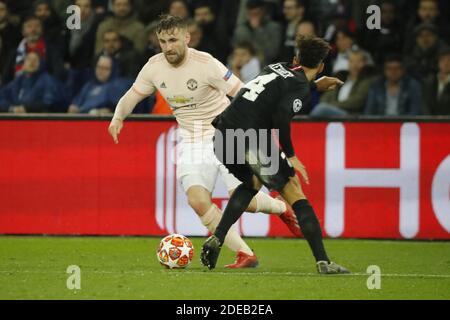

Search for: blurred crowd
xmin=0 ymin=0 xmax=449 ymax=116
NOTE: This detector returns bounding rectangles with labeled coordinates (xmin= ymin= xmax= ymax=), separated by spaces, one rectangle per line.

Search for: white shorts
xmin=176 ymin=140 xmax=242 ymax=193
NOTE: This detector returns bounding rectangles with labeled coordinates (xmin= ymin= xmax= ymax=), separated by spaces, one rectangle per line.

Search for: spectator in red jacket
xmin=2 ymin=16 xmax=66 ymax=83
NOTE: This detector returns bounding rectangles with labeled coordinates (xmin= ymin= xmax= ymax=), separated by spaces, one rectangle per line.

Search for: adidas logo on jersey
xmin=160 ymin=82 xmax=167 ymax=89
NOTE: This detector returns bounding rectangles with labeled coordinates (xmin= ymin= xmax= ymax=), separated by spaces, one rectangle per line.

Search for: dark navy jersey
xmin=214 ymin=62 xmax=312 ymax=158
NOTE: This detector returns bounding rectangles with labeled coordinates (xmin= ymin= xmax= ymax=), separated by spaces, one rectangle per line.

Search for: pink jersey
xmin=133 ymin=48 xmax=242 ymax=141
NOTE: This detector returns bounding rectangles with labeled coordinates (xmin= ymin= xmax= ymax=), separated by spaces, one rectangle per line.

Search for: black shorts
xmin=212 ymin=119 xmax=295 ymax=192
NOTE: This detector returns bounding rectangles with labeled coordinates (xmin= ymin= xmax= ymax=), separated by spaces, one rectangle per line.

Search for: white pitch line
xmin=185 ymin=271 xmax=450 ymax=278
xmin=1 ymin=270 xmax=450 ymax=279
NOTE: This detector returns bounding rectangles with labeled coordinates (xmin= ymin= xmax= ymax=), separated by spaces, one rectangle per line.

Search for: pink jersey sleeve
xmin=206 ymin=57 xmax=243 ymax=97
xmin=132 ymin=60 xmax=156 ymax=96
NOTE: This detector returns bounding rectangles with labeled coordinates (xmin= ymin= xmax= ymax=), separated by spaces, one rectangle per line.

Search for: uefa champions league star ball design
xmin=157 ymin=234 xmax=194 ymax=269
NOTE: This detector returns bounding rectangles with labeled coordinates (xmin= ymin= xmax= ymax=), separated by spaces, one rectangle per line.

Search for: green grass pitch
xmin=0 ymin=236 xmax=449 ymax=300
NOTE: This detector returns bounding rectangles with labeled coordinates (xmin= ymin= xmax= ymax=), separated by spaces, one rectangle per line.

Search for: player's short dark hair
xmin=295 ymin=35 xmax=330 ymax=69
xmin=156 ymin=14 xmax=188 ymax=34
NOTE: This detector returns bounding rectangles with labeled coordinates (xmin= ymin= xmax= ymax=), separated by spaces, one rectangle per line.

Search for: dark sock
xmin=215 ymin=183 xmax=258 ymax=244
xmin=292 ymin=199 xmax=330 ymax=263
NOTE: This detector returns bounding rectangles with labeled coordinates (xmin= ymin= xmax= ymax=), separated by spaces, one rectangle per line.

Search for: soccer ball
xmin=157 ymin=234 xmax=194 ymax=269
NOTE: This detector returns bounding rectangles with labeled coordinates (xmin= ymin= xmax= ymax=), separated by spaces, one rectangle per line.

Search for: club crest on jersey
xmin=187 ymin=79 xmax=198 ymax=91
xmin=293 ymin=99 xmax=303 ymax=113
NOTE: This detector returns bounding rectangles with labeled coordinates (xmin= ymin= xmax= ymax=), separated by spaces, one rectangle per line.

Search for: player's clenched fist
xmin=108 ymin=118 xmax=123 ymax=144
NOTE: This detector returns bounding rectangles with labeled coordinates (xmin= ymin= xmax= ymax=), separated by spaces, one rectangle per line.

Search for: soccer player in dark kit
xmin=201 ymin=35 xmax=350 ymax=274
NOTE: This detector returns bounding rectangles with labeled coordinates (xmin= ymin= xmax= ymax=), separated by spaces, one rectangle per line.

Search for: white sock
xmin=200 ymin=204 xmax=253 ymax=256
xmin=254 ymin=191 xmax=286 ymax=215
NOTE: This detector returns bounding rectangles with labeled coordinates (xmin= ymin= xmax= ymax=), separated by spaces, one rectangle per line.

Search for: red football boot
xmin=225 ymin=251 xmax=259 ymax=268
xmin=277 ymin=196 xmax=303 ymax=237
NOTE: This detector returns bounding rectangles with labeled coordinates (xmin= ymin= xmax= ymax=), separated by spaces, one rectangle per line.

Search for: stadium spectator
xmin=69 ymin=55 xmax=152 ymax=114
xmin=186 ymin=19 xmax=220 ymax=60
xmin=0 ymin=1 xmax=448 ymax=117
xmin=143 ymin=21 xmax=161 ymax=61
xmin=279 ymin=0 xmax=305 ymax=62
xmin=67 ymin=55 xmax=116 ymax=114
xmin=98 ymin=29 xmax=143 ymax=78
xmin=169 ymin=0 xmax=191 ymax=20
xmin=2 ymin=16 xmax=66 ymax=83
xmin=330 ymin=28 xmax=359 ymax=75
xmin=362 ymin=0 xmax=404 ymax=65
xmin=0 ymin=1 xmax=21 ymax=86
xmin=33 ymin=0 xmax=65 ymax=49
xmin=423 ymin=47 xmax=450 ymax=115
xmin=311 ymin=49 xmax=375 ymax=117
xmin=194 ymin=1 xmax=227 ymax=62
xmin=130 ymin=0 xmax=166 ymax=24
xmin=215 ymin=0 xmax=240 ymax=54
xmin=296 ymin=20 xmax=316 ymax=38
xmin=321 ymin=8 xmax=357 ymax=44
xmin=67 ymin=0 xmax=103 ymax=70
xmin=229 ymin=41 xmax=261 ymax=83
xmin=308 ymin=0 xmax=355 ymax=35
xmin=3 ymin=0 xmax=29 ymax=20
xmin=233 ymin=0 xmax=282 ymax=65
xmin=95 ymin=0 xmax=146 ymax=55
xmin=0 ymin=1 xmax=20 ymax=47
xmin=49 ymin=0 xmax=72 ymax=21
xmin=194 ymin=1 xmax=216 ymax=26
xmin=365 ymin=55 xmax=422 ymax=116
xmin=404 ymin=0 xmax=450 ymax=52
xmin=0 ymin=52 xmax=65 ymax=113
xmin=405 ymin=23 xmax=446 ymax=80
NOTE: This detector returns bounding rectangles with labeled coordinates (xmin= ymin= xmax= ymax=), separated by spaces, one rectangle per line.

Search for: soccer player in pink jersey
xmin=108 ymin=15 xmax=301 ymax=268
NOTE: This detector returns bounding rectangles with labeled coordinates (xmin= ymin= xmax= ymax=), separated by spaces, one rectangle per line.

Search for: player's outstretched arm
xmin=108 ymin=88 xmax=146 ymax=144
xmin=314 ymin=76 xmax=344 ymax=92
